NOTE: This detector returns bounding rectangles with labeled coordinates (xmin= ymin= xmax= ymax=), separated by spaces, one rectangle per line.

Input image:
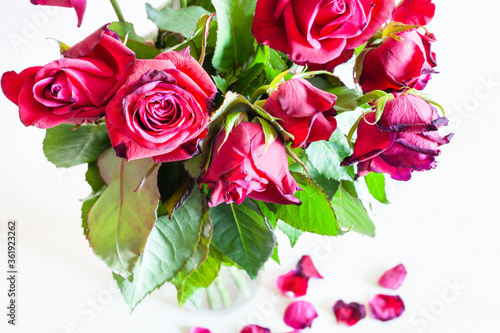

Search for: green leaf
xmin=308 ymin=76 xmax=360 ymax=112
xmin=271 ymin=245 xmax=280 ymax=264
xmin=183 ymin=154 xmax=203 ymax=178
xmin=305 ymin=130 xmax=352 ymax=181
xmin=364 ymin=172 xmax=389 ymax=204
xmin=254 ymin=200 xmax=277 ymax=229
xmin=233 ymin=44 xmax=269 ymax=95
xmin=146 ymin=3 xmax=211 ymax=38
xmin=357 ymin=90 xmax=388 ymax=108
xmin=277 ymin=220 xmax=303 ymax=247
xmin=115 ymin=191 xmax=206 ymax=311
xmin=331 ymin=182 xmax=375 ymax=237
xmin=383 ymin=21 xmax=421 ymax=40
xmin=210 ymin=200 xmax=275 ymax=279
xmin=274 ymin=173 xmax=343 ymax=236
xmin=87 ymin=151 xmax=160 ymax=278
xmin=211 ymin=0 xmax=257 ymax=72
xmin=108 ymin=21 xmax=160 ymax=59
xmin=252 ymin=117 xmax=278 ymax=151
xmin=43 ymin=124 xmax=111 ymax=168
xmin=157 ymin=162 xmax=193 ymax=218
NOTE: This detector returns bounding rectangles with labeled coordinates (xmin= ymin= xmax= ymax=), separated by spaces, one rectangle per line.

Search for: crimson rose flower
xmin=341 ymin=93 xmax=453 ymax=181
xmin=31 ymin=0 xmax=87 ymax=27
xmin=106 ymin=48 xmax=217 ymax=163
xmin=252 ymin=0 xmax=395 ymax=67
xmin=358 ymin=0 xmax=437 ymax=92
xmin=200 ymin=121 xmax=301 ymax=207
xmin=1 ymin=25 xmax=134 ymax=128
xmin=263 ymin=78 xmax=337 ymax=148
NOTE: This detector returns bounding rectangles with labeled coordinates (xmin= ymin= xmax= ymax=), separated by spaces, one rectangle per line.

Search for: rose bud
xmin=333 ymin=300 xmax=367 ymax=326
xmin=284 ymin=301 xmax=318 ymax=329
xmin=358 ymin=30 xmax=437 ymax=93
xmin=263 ymin=78 xmax=337 ymax=148
xmin=106 ymin=48 xmax=217 ymax=163
xmin=277 ymin=255 xmax=323 ymax=297
xmin=240 ymin=324 xmax=271 ymax=333
xmin=341 ymin=93 xmax=453 ymax=181
xmin=252 ymin=0 xmax=395 ymax=68
xmin=200 ymin=121 xmax=301 ymax=207
xmin=369 ymin=294 xmax=405 ymax=321
xmin=190 ymin=328 xmax=211 ymax=333
xmin=379 ymin=264 xmax=407 ymax=290
xmin=31 ymin=0 xmax=87 ymax=27
xmin=1 ymin=25 xmax=135 ymax=128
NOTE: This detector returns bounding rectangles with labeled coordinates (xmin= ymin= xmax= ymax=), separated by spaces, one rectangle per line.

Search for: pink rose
xmin=200 ymin=121 xmax=301 ymax=207
xmin=341 ymin=93 xmax=453 ymax=181
xmin=263 ymin=78 xmax=337 ymax=148
xmin=252 ymin=0 xmax=395 ymax=67
xmin=31 ymin=0 xmax=87 ymax=27
xmin=1 ymin=25 xmax=135 ymax=128
xmin=106 ymin=48 xmax=217 ymax=163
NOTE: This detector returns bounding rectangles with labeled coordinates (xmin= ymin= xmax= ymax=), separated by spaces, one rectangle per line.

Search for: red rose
xmin=341 ymin=93 xmax=453 ymax=181
xmin=252 ymin=0 xmax=395 ymax=67
xmin=358 ymin=30 xmax=437 ymax=92
xmin=106 ymin=48 xmax=217 ymax=162
xmin=263 ymin=78 xmax=337 ymax=148
xmin=1 ymin=25 xmax=135 ymax=128
xmin=31 ymin=0 xmax=87 ymax=27
xmin=200 ymin=121 xmax=301 ymax=207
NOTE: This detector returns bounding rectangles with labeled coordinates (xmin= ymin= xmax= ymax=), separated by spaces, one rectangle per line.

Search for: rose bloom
xmin=106 ymin=48 xmax=217 ymax=162
xmin=252 ymin=0 xmax=395 ymax=68
xmin=341 ymin=93 xmax=453 ymax=181
xmin=358 ymin=0 xmax=437 ymax=92
xmin=263 ymin=78 xmax=337 ymax=148
xmin=31 ymin=0 xmax=87 ymax=27
xmin=1 ymin=25 xmax=134 ymax=128
xmin=200 ymin=121 xmax=301 ymax=207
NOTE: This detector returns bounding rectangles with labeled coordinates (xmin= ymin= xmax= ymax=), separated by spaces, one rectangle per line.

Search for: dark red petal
xmin=333 ymin=300 xmax=367 ymax=326
xmin=284 ymin=301 xmax=318 ymax=329
xmin=369 ymin=294 xmax=405 ymax=321
xmin=296 ymin=255 xmax=323 ymax=279
xmin=240 ymin=324 xmax=271 ymax=333
xmin=276 ymin=271 xmax=309 ymax=297
xmin=378 ymin=264 xmax=407 ymax=290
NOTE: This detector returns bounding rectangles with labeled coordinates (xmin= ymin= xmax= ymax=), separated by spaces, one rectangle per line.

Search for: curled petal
xmin=379 ymin=264 xmax=407 ymax=290
xmin=240 ymin=324 xmax=271 ymax=333
xmin=296 ymin=255 xmax=323 ymax=279
xmin=333 ymin=300 xmax=366 ymax=326
xmin=277 ymin=271 xmax=309 ymax=298
xmin=392 ymin=0 xmax=436 ymax=26
xmin=284 ymin=301 xmax=318 ymax=329
xmin=369 ymin=294 xmax=405 ymax=321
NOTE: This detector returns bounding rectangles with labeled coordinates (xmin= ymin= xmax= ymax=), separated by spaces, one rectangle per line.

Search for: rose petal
xmin=378 ymin=264 xmax=407 ymax=290
xmin=333 ymin=300 xmax=366 ymax=326
xmin=277 ymin=271 xmax=309 ymax=297
xmin=392 ymin=0 xmax=436 ymax=26
xmin=240 ymin=324 xmax=271 ymax=333
xmin=284 ymin=301 xmax=318 ymax=329
xmin=369 ymin=294 xmax=405 ymax=321
xmin=296 ymin=255 xmax=323 ymax=279
xmin=190 ymin=328 xmax=211 ymax=333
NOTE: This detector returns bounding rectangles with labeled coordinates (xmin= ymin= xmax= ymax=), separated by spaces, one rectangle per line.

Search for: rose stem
xmin=110 ymin=0 xmax=126 ymax=23
xmin=229 ymin=266 xmax=251 ymax=299
xmin=206 ymin=284 xmax=218 ymax=310
xmin=215 ymin=277 xmax=231 ymax=309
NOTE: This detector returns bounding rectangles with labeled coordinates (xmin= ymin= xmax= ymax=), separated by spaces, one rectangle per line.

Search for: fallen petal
xmin=240 ymin=324 xmax=271 ymax=333
xmin=277 ymin=271 xmax=309 ymax=297
xmin=190 ymin=328 xmax=211 ymax=333
xmin=333 ymin=300 xmax=367 ymax=326
xmin=379 ymin=264 xmax=407 ymax=290
xmin=284 ymin=301 xmax=318 ymax=329
xmin=296 ymin=255 xmax=323 ymax=279
xmin=369 ymin=294 xmax=405 ymax=321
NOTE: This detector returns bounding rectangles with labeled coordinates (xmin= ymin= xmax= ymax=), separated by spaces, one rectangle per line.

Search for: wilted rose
xmin=31 ymin=0 xmax=87 ymax=27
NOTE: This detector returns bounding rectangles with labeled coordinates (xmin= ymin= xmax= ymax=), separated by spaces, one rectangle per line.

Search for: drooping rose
xmin=200 ymin=121 xmax=301 ymax=207
xmin=378 ymin=264 xmax=407 ymax=290
xmin=341 ymin=93 xmax=453 ymax=181
xmin=333 ymin=300 xmax=367 ymax=326
xmin=252 ymin=0 xmax=395 ymax=68
xmin=106 ymin=48 xmax=217 ymax=163
xmin=369 ymin=294 xmax=405 ymax=321
xmin=358 ymin=30 xmax=437 ymax=92
xmin=240 ymin=324 xmax=271 ymax=333
xmin=1 ymin=25 xmax=135 ymax=129
xmin=31 ymin=0 xmax=87 ymax=27
xmin=263 ymin=78 xmax=337 ymax=148
xmin=284 ymin=301 xmax=318 ymax=329
xmin=277 ymin=255 xmax=323 ymax=297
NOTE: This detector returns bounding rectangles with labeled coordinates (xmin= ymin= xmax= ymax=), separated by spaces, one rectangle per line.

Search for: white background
xmin=0 ymin=1 xmax=499 ymax=332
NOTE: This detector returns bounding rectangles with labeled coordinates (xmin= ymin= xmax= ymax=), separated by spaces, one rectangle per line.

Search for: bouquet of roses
xmin=1 ymin=0 xmax=451 ymax=311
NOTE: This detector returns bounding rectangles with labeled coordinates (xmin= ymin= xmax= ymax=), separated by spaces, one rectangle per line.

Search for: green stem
xmin=215 ymin=277 xmax=231 ymax=309
xmin=206 ymin=284 xmax=218 ymax=310
xmin=110 ymin=0 xmax=126 ymax=22
xmin=229 ymin=266 xmax=251 ymax=299
xmin=181 ymin=0 xmax=188 ymax=8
